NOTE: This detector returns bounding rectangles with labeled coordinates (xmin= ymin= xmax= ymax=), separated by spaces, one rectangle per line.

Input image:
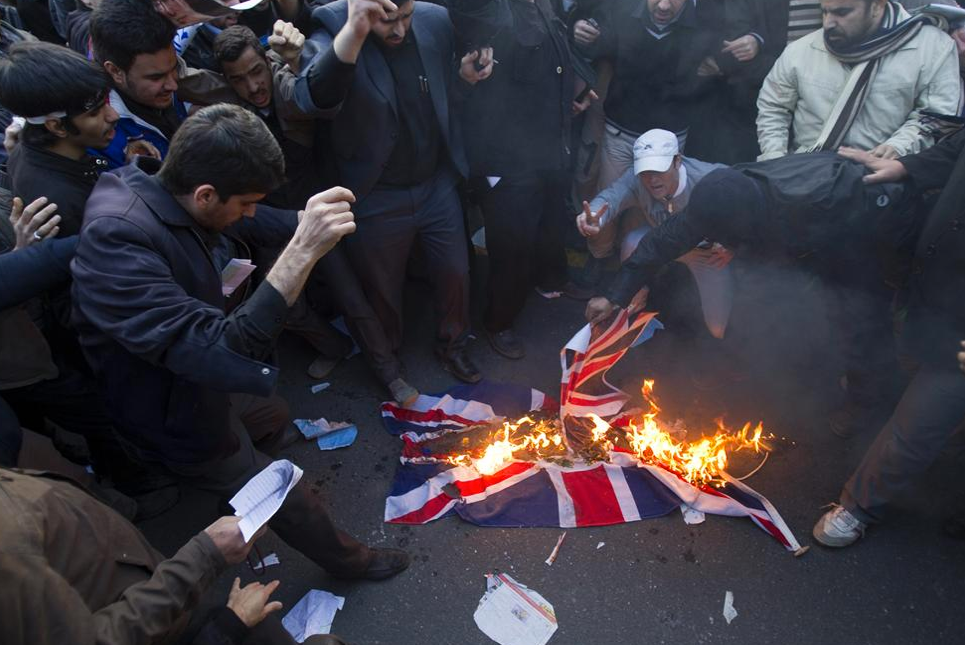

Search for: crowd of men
xmin=2 ymin=0 xmax=965 ymax=642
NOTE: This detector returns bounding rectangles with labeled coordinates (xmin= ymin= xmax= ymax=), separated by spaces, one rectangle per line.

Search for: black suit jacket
xmin=295 ymin=0 xmax=469 ymax=199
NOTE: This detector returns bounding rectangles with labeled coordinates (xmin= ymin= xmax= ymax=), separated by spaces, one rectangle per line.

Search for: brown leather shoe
xmin=331 ymin=548 xmax=410 ymax=581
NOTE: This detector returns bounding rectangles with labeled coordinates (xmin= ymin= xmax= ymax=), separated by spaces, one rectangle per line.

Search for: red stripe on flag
xmin=382 ymin=404 xmax=478 ymax=427
xmin=750 ymin=513 xmax=791 ymax=548
xmin=562 ymin=465 xmax=627 ymax=526
xmin=565 ymin=392 xmax=628 ymax=407
xmin=388 ymin=492 xmax=453 ymax=524
xmin=455 ymin=461 xmax=534 ymax=497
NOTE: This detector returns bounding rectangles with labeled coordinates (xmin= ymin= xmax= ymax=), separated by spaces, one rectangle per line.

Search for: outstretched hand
xmin=585 ymin=296 xmax=617 ymax=325
xmin=837 ymin=146 xmax=908 ymax=184
xmin=576 ymin=200 xmax=608 ymax=238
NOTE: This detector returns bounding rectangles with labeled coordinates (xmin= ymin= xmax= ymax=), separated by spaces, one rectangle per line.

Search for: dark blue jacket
xmin=70 ymin=158 xmax=296 ymax=464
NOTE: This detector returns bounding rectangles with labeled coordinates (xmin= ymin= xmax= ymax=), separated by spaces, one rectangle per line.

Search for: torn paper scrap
xmin=221 ymin=258 xmax=256 ymax=296
xmin=310 ymin=382 xmax=330 ymax=394
xmin=474 ymin=573 xmax=557 ymax=645
xmin=544 ymin=531 xmax=566 ymax=566
xmin=294 ymin=418 xmax=354 ymax=440
xmin=229 ymin=459 xmax=303 ymax=542
xmin=316 ymin=425 xmax=357 ymax=451
xmin=251 ymin=552 xmax=280 ymax=571
xmin=680 ymin=504 xmax=706 ymax=525
xmin=282 ymin=589 xmax=345 ymax=643
xmin=596 ymin=542 xmax=605 ymax=550
xmin=723 ymin=591 xmax=738 ymax=625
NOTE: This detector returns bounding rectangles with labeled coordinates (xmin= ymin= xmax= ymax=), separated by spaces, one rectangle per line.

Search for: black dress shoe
xmin=437 ymin=348 xmax=482 ymax=383
xmin=254 ymin=424 xmax=303 ymax=456
xmin=486 ymin=328 xmax=525 ymax=359
xmin=332 ymin=548 xmax=410 ymax=581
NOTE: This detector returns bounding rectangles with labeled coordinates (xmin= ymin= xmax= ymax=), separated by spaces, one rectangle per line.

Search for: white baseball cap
xmin=632 ymin=129 xmax=679 ymax=174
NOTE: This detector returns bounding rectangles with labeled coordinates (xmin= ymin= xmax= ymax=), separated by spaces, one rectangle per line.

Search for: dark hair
xmin=213 ymin=25 xmax=265 ymax=67
xmin=90 ymin=0 xmax=176 ymax=72
xmin=157 ymin=103 xmax=285 ymax=200
xmin=0 ymin=41 xmax=111 ymax=148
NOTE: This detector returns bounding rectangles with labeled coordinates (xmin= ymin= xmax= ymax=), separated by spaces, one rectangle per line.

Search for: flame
xmin=443 ymin=380 xmax=770 ymax=484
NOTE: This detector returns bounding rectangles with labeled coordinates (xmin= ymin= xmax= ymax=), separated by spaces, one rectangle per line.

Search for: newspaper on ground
xmin=229 ymin=459 xmax=303 ymax=542
xmin=282 ymin=589 xmax=345 ymax=643
xmin=293 ymin=418 xmax=358 ymax=450
xmin=474 ymin=573 xmax=557 ymax=645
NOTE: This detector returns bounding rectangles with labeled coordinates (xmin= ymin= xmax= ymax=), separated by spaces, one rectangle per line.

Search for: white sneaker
xmin=813 ymin=504 xmax=867 ymax=547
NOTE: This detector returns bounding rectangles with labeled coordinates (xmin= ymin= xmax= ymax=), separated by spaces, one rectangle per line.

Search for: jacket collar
xmin=120 ymin=157 xmax=199 ymax=229
xmin=18 ymin=143 xmax=107 ymax=179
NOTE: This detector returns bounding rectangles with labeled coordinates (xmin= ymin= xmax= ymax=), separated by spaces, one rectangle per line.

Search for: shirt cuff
xmin=750 ymin=32 xmax=764 ymax=46
xmin=308 ymin=47 xmax=357 ymax=109
xmin=238 ymin=281 xmax=290 ymax=340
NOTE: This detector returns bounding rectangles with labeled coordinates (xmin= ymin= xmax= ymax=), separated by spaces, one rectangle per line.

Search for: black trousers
xmin=479 ymin=175 xmax=569 ymax=332
xmin=344 ymin=169 xmax=470 ymax=354
xmin=0 ymin=396 xmax=20 ymax=466
xmin=309 ymin=247 xmax=403 ymax=385
xmin=136 ymin=400 xmax=372 ymax=578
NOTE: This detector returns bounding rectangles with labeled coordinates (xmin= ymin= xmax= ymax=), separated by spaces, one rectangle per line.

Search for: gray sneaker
xmin=813 ymin=504 xmax=867 ymax=547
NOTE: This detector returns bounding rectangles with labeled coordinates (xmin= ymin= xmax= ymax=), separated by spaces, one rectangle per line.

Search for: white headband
xmin=22 ymin=111 xmax=67 ymax=125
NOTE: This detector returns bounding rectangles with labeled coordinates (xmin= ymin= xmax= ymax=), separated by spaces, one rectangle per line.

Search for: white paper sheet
xmin=680 ymin=504 xmax=706 ymax=525
xmin=229 ymin=459 xmax=303 ymax=542
xmin=221 ymin=258 xmax=256 ymax=296
xmin=723 ymin=591 xmax=738 ymax=624
xmin=474 ymin=573 xmax=557 ymax=645
xmin=282 ymin=589 xmax=345 ymax=643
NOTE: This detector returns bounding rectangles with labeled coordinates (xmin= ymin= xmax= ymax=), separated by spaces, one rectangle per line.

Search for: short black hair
xmin=0 ymin=41 xmax=111 ymax=148
xmin=90 ymin=0 xmax=177 ymax=72
xmin=213 ymin=25 xmax=264 ymax=67
xmin=158 ymin=103 xmax=285 ymax=200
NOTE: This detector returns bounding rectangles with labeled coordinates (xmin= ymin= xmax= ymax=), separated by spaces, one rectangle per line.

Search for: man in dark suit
xmin=293 ymin=0 xmax=492 ymax=386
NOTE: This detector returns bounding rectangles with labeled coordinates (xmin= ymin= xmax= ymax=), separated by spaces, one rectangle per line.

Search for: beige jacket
xmin=756 ymin=8 xmax=961 ymax=160
xmin=0 ymin=469 xmax=226 ymax=645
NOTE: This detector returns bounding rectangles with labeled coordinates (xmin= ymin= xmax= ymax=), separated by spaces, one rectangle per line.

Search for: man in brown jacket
xmin=0 ymin=468 xmax=346 ymax=644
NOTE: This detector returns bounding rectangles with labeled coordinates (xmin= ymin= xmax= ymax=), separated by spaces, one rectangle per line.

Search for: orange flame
xmin=445 ymin=381 xmax=769 ymax=484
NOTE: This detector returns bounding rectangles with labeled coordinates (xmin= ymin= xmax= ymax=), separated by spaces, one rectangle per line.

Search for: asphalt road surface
xmin=140 ymin=258 xmax=965 ymax=645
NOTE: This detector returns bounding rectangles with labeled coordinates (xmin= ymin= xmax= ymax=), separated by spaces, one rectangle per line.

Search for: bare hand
xmin=721 ymin=35 xmax=760 ymax=62
xmin=959 ymin=341 xmax=965 ymax=375
xmin=459 ymin=48 xmax=494 ymax=85
xmin=572 ymin=89 xmax=599 ymax=116
xmin=4 ymin=119 xmax=22 ymax=155
xmin=573 ymin=19 xmax=600 ymax=46
xmin=837 ymin=146 xmax=908 ymax=184
xmin=295 ymin=186 xmax=357 ymax=260
xmin=697 ymin=56 xmax=722 ymax=77
xmin=585 ymin=296 xmax=617 ymax=324
xmin=576 ymin=200 xmax=608 ymax=238
xmin=268 ymin=20 xmax=306 ymax=71
xmin=869 ymin=144 xmax=899 ymax=160
xmin=10 ymin=196 xmax=61 ymax=250
xmin=204 ymin=516 xmax=263 ymax=564
xmin=226 ymin=578 xmax=283 ymax=628
xmin=627 ymin=286 xmax=649 ymax=313
xmin=124 ymin=138 xmax=161 ymax=164
xmin=347 ymin=0 xmax=397 ymax=39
